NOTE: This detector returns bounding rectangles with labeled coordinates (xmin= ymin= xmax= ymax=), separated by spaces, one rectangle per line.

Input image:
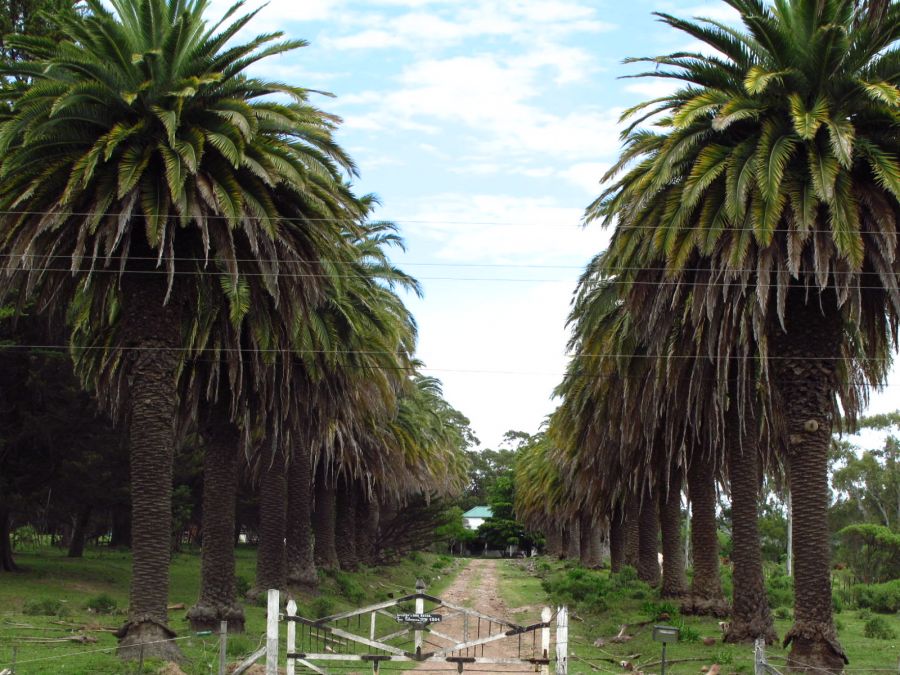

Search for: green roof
xmin=463 ymin=506 xmax=492 ymax=519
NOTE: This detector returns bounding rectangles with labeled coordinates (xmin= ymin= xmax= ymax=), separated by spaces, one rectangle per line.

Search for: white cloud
xmin=624 ymin=78 xmax=681 ymax=98
xmin=324 ymin=0 xmax=615 ymax=52
xmin=560 ymin=162 xmax=610 ymax=195
xmin=682 ymin=3 xmax=742 ymax=24
xmin=392 ymin=193 xmax=610 ymax=265
xmin=339 ymin=53 xmax=621 ymax=161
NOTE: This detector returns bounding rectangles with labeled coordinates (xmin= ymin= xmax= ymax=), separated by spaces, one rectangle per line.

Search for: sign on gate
xmin=265 ymin=581 xmax=568 ymax=674
xmin=396 ymin=612 xmax=443 ymax=624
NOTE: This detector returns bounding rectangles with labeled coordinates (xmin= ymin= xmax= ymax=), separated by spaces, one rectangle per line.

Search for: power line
xmin=0 ymin=343 xmax=898 ymax=363
xmin=0 ymin=208 xmax=898 ymax=236
xmin=1 ymin=264 xmax=898 ymax=289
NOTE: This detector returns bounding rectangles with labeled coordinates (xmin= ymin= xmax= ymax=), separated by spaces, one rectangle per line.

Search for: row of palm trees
xmin=0 ymin=0 xmax=470 ymax=661
xmin=517 ymin=1 xmax=900 ymax=673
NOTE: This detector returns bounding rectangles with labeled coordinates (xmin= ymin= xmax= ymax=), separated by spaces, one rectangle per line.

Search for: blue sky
xmin=211 ymin=0 xmax=900 ymax=449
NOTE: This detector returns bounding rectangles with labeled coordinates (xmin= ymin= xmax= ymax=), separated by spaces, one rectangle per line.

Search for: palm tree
xmin=591 ymin=1 xmax=900 ymax=669
xmin=0 ymin=0 xmax=363 ymax=657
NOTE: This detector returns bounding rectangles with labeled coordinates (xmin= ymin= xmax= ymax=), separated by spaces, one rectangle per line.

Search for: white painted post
xmin=286 ymin=598 xmax=297 ymax=675
xmin=218 ymin=620 xmax=228 ymax=675
xmin=266 ymin=589 xmax=280 ymax=675
xmin=370 ymin=611 xmax=376 ymax=641
xmin=555 ymin=606 xmax=568 ymax=675
xmin=540 ymin=607 xmax=551 ymax=675
xmin=786 ymin=490 xmax=793 ymax=577
xmin=414 ymin=579 xmax=425 ymax=657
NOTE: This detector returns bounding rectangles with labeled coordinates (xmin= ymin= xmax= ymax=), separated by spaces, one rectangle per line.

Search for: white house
xmin=462 ymin=506 xmax=492 ymax=530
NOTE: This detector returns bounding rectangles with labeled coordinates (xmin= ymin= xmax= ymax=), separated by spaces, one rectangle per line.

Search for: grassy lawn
xmin=496 ymin=557 xmax=900 ymax=674
xmin=0 ymin=546 xmax=462 ymax=674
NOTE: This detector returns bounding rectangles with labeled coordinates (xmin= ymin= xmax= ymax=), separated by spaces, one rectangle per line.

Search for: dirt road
xmin=413 ymin=558 xmax=547 ymax=673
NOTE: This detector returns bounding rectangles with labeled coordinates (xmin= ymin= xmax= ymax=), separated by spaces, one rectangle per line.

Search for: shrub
xmin=773 ymin=606 xmax=792 ymax=620
xmin=23 ymin=598 xmax=67 ymax=616
xmin=838 ymin=524 xmax=900 ymax=583
xmin=334 ymin=572 xmax=366 ymax=604
xmin=864 ymin=616 xmax=897 ymax=640
xmin=766 ymin=572 xmax=793 ymax=608
xmin=854 ymin=580 xmax=900 ymax=614
xmin=642 ymin=601 xmax=679 ymax=622
xmin=541 ymin=567 xmax=610 ymax=613
xmin=408 ymin=551 xmax=425 ymax=565
xmin=235 ymin=575 xmax=251 ymax=598
xmin=832 ymin=593 xmax=843 ymax=614
xmin=310 ymin=596 xmax=336 ymax=618
xmin=856 ymin=608 xmax=872 ymax=620
xmin=85 ymin=594 xmax=117 ymax=614
xmin=675 ymin=619 xmax=701 ymax=643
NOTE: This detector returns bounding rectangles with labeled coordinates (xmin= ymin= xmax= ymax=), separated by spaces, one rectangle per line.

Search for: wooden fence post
xmin=555 ymin=606 xmax=568 ymax=675
xmin=414 ymin=579 xmax=425 ymax=658
xmin=218 ymin=620 xmax=228 ymax=675
xmin=286 ymin=598 xmax=297 ymax=675
xmin=267 ymin=589 xmax=280 ymax=675
xmin=540 ymin=607 xmax=551 ymax=675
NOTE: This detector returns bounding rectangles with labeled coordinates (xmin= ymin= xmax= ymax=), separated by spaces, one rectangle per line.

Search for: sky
xmin=209 ymin=0 xmax=900 ymax=450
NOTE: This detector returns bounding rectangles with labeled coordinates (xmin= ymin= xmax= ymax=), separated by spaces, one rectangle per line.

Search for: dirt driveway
xmin=413 ymin=558 xmax=547 ymax=673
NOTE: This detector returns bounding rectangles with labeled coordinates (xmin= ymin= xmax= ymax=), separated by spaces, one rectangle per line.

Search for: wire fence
xmin=0 ymin=622 xmax=269 ymax=674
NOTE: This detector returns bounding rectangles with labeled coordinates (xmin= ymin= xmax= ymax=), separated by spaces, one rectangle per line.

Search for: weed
xmin=773 ymin=606 xmax=792 ymax=620
xmin=310 ymin=595 xmax=336 ymax=618
xmin=864 ymin=616 xmax=897 ymax=640
xmin=642 ymin=601 xmax=678 ymax=621
xmin=235 ymin=574 xmax=251 ymax=598
xmin=675 ymin=619 xmax=701 ymax=643
xmin=333 ymin=571 xmax=366 ymax=604
xmin=23 ymin=597 xmax=68 ymax=616
xmin=85 ymin=593 xmax=117 ymax=614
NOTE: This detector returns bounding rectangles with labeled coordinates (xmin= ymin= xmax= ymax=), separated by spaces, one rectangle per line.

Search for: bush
xmin=864 ymin=616 xmax=897 ymax=640
xmin=766 ymin=572 xmax=793 ymax=608
xmin=85 ymin=594 xmax=117 ymax=614
xmin=408 ymin=551 xmax=425 ymax=565
xmin=334 ymin=572 xmax=366 ymax=605
xmin=235 ymin=575 xmax=251 ymax=598
xmin=675 ymin=619 xmax=701 ymax=643
xmin=642 ymin=601 xmax=679 ymax=622
xmin=854 ymin=580 xmax=900 ymax=613
xmin=541 ymin=567 xmax=610 ymax=613
xmin=856 ymin=608 xmax=872 ymax=620
xmin=832 ymin=593 xmax=843 ymax=614
xmin=309 ymin=596 xmax=336 ymax=618
xmin=23 ymin=598 xmax=68 ymax=617
xmin=838 ymin=524 xmax=900 ymax=583
xmin=773 ymin=606 xmax=792 ymax=620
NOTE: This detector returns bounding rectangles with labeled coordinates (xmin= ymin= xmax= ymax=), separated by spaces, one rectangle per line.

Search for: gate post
xmin=414 ymin=578 xmax=425 ymax=658
xmin=555 ymin=606 xmax=568 ymax=675
xmin=286 ymin=599 xmax=297 ymax=675
xmin=540 ymin=607 xmax=551 ymax=675
xmin=267 ymin=589 xmax=280 ymax=675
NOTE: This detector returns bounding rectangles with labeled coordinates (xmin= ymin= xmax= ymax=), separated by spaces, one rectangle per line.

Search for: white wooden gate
xmin=266 ymin=582 xmax=568 ymax=674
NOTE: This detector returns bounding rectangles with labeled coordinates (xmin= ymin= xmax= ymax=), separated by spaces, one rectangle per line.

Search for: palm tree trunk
xmin=773 ymin=290 xmax=847 ymax=672
xmin=545 ymin=526 xmax=563 ymax=559
xmin=355 ymin=488 xmax=376 ymax=565
xmin=623 ymin=493 xmax=640 ymax=568
xmin=110 ymin=509 xmax=131 ymax=548
xmin=659 ymin=469 xmax=687 ymax=597
xmin=313 ymin=468 xmax=338 ymax=569
xmin=67 ymin=504 xmax=92 ymax=558
xmin=335 ymin=476 xmax=359 ymax=570
xmin=116 ymin=278 xmax=183 ymax=661
xmin=286 ymin=442 xmax=317 ymax=588
xmin=682 ymin=451 xmax=726 ymax=615
xmin=724 ymin=405 xmax=776 ymax=644
xmin=254 ymin=447 xmax=286 ymax=594
xmin=637 ymin=489 xmax=660 ymax=586
xmin=579 ymin=511 xmax=601 ymax=568
xmin=188 ymin=418 xmax=244 ymax=633
xmin=0 ymin=500 xmax=18 ymax=572
xmin=565 ymin=516 xmax=580 ymax=560
xmin=609 ymin=506 xmax=625 ymax=573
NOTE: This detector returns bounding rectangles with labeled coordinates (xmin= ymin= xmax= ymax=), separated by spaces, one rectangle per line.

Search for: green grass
xmin=0 ymin=546 xmax=463 ymax=674
xmin=496 ymin=557 xmax=900 ymax=674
